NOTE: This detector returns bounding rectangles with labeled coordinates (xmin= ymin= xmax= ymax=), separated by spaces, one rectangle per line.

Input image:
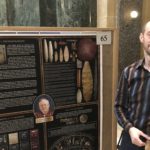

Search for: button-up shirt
xmin=114 ymin=59 xmax=150 ymax=133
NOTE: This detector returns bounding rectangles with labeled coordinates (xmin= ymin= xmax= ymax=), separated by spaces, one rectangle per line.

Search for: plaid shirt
xmin=114 ymin=59 xmax=150 ymax=134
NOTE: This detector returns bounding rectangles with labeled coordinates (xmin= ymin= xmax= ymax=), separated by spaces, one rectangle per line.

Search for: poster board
xmin=0 ymin=27 xmax=118 ymax=150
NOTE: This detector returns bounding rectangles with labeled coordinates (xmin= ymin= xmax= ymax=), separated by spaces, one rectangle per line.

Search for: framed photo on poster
xmin=33 ymin=94 xmax=55 ymax=123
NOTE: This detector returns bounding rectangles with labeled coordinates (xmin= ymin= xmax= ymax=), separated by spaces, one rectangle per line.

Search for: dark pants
xmin=118 ymin=131 xmax=145 ymax=150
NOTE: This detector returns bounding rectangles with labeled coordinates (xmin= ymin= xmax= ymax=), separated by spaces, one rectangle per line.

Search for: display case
xmin=0 ymin=27 xmax=118 ymax=150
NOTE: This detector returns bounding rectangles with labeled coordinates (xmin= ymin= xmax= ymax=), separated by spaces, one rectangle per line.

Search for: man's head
xmin=38 ymin=98 xmax=50 ymax=115
xmin=141 ymin=21 xmax=150 ymax=33
xmin=139 ymin=21 xmax=150 ymax=55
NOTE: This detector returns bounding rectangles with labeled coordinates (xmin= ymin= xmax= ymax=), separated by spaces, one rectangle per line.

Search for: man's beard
xmin=145 ymin=44 xmax=150 ymax=56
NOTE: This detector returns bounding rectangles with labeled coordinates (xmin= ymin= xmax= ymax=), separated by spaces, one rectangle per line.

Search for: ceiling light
xmin=130 ymin=10 xmax=138 ymax=18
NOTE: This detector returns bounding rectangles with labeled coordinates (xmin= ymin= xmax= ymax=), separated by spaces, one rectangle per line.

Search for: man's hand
xmin=129 ymin=127 xmax=150 ymax=147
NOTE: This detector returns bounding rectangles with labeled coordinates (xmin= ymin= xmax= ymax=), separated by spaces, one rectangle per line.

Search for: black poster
xmin=47 ymin=104 xmax=98 ymax=150
xmin=0 ymin=38 xmax=41 ymax=113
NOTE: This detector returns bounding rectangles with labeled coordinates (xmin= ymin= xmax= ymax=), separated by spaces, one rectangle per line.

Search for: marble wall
xmin=40 ymin=0 xmax=96 ymax=27
xmin=56 ymin=0 xmax=96 ymax=27
xmin=0 ymin=0 xmax=96 ymax=27
xmin=39 ymin=0 xmax=57 ymax=26
xmin=0 ymin=0 xmax=7 ymax=26
xmin=118 ymin=0 xmax=143 ymax=75
xmin=1 ymin=0 xmax=40 ymax=26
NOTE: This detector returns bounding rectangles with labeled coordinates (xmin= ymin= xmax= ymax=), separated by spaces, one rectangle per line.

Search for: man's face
xmin=39 ymin=99 xmax=50 ymax=115
xmin=140 ymin=22 xmax=150 ymax=55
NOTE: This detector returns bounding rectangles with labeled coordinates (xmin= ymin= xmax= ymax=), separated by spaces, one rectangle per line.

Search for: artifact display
xmin=0 ymin=33 xmax=98 ymax=150
xmin=0 ymin=29 xmax=117 ymax=150
xmin=42 ymin=37 xmax=97 ymax=106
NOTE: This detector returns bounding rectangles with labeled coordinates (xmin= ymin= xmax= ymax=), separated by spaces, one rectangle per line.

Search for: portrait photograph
xmin=33 ymin=94 xmax=55 ymax=123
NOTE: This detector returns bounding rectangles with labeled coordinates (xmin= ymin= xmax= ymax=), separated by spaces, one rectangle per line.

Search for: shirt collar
xmin=135 ymin=59 xmax=144 ymax=70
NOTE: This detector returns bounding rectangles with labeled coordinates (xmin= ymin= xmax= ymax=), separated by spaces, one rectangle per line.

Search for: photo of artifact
xmin=33 ymin=94 xmax=55 ymax=123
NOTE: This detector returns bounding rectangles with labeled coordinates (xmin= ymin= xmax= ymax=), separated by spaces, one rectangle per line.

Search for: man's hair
xmin=141 ymin=21 xmax=150 ymax=33
xmin=142 ymin=23 xmax=146 ymax=33
xmin=38 ymin=95 xmax=50 ymax=101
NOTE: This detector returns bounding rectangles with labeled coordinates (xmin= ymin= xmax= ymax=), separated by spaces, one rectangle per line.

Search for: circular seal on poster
xmin=33 ymin=94 xmax=55 ymax=123
xmin=79 ymin=114 xmax=88 ymax=123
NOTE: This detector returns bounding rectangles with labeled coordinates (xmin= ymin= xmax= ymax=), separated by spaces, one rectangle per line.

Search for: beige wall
xmin=142 ymin=0 xmax=150 ymax=25
xmin=97 ymin=0 xmax=118 ymax=28
xmin=97 ymin=1 xmax=118 ymax=150
xmin=141 ymin=0 xmax=150 ymax=57
xmin=102 ymin=30 xmax=118 ymax=150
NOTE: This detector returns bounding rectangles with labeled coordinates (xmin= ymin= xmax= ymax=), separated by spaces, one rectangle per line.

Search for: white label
xmin=96 ymin=31 xmax=111 ymax=45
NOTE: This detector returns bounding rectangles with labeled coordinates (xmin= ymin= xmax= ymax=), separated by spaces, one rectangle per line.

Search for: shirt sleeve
xmin=114 ymin=69 xmax=133 ymax=132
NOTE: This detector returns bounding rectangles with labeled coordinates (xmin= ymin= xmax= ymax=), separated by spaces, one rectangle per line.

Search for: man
xmin=114 ymin=21 xmax=150 ymax=150
xmin=35 ymin=96 xmax=53 ymax=118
